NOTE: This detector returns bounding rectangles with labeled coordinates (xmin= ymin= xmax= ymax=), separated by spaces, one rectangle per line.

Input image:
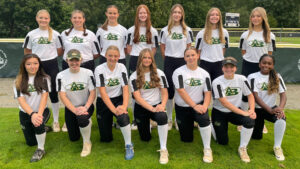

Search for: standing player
xmin=94 ymin=46 xmax=134 ymax=160
xmin=56 ymin=49 xmax=95 ymax=157
xmin=211 ymin=57 xmax=256 ymax=163
xmin=160 ymin=4 xmax=193 ymax=130
xmin=172 ymin=47 xmax=213 ymax=163
xmin=249 ymin=54 xmax=287 ymax=161
xmin=61 ymin=10 xmax=100 ymax=71
xmin=23 ymin=9 xmax=63 ymax=132
xmin=195 ymin=7 xmax=229 ymax=81
xmin=129 ymin=48 xmax=169 ymax=164
xmin=127 ymin=4 xmax=159 ymax=129
xmin=96 ymin=5 xmax=127 ymax=66
xmin=14 ymin=54 xmax=51 ymax=162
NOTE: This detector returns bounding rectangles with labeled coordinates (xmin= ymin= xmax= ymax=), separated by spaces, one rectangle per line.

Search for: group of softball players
xmin=14 ymin=3 xmax=287 ymax=165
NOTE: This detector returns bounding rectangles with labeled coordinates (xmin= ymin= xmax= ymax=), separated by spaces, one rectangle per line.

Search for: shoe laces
xmin=204 ymin=148 xmax=212 ymax=156
xmin=274 ymin=147 xmax=283 ymax=155
xmin=239 ymin=147 xmax=249 ymax=157
xmin=157 ymin=149 xmax=168 ymax=158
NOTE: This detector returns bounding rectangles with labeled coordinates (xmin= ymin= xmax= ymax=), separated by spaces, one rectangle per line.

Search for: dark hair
xmin=65 ymin=10 xmax=88 ymax=36
xmin=15 ymin=54 xmax=49 ymax=96
xmin=259 ymin=54 xmax=279 ymax=94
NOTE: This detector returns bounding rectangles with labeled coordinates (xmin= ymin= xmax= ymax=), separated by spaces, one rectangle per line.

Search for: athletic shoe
xmin=274 ymin=147 xmax=285 ymax=161
xmin=44 ymin=125 xmax=52 ymax=132
xmin=81 ymin=142 xmax=92 ymax=157
xmin=30 ymin=149 xmax=45 ymax=162
xmin=263 ymin=125 xmax=268 ymax=134
xmin=52 ymin=122 xmax=60 ymax=132
xmin=167 ymin=120 xmax=172 ymax=130
xmin=125 ymin=144 xmax=134 ymax=160
xmin=174 ymin=120 xmax=179 ymax=131
xmin=237 ymin=125 xmax=242 ymax=132
xmin=238 ymin=147 xmax=250 ymax=163
xmin=150 ymin=119 xmax=158 ymax=129
xmin=158 ymin=149 xmax=169 ymax=164
xmin=62 ymin=122 xmax=68 ymax=132
xmin=203 ymin=148 xmax=213 ymax=163
xmin=131 ymin=120 xmax=138 ymax=130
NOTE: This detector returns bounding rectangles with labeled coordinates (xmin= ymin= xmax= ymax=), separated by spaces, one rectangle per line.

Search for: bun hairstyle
xmin=65 ymin=10 xmax=88 ymax=36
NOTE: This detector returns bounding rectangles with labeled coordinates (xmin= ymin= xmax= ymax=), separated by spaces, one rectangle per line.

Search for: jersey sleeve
xmin=122 ymin=27 xmax=128 ymax=49
xmin=268 ymin=32 xmax=276 ymax=52
xmin=94 ymin=66 xmax=104 ymax=87
xmin=160 ymin=27 xmax=167 ymax=44
xmin=204 ymin=73 xmax=212 ymax=92
xmin=42 ymin=77 xmax=51 ymax=93
xmin=120 ymin=65 xmax=129 ymax=87
xmin=96 ymin=28 xmax=103 ymax=49
xmin=278 ymin=74 xmax=286 ymax=93
xmin=241 ymin=76 xmax=252 ymax=96
xmin=90 ymin=32 xmax=101 ymax=55
xmin=56 ymin=73 xmax=65 ymax=92
xmin=195 ymin=30 xmax=203 ymax=50
xmin=129 ymin=73 xmax=138 ymax=92
xmin=224 ymin=29 xmax=229 ymax=48
xmin=187 ymin=27 xmax=193 ymax=44
xmin=87 ymin=70 xmax=96 ymax=91
xmin=239 ymin=31 xmax=247 ymax=50
xmin=126 ymin=27 xmax=134 ymax=45
xmin=23 ymin=33 xmax=32 ymax=49
xmin=172 ymin=69 xmax=182 ymax=89
xmin=212 ymin=79 xmax=225 ymax=99
xmin=247 ymin=73 xmax=256 ymax=92
xmin=151 ymin=28 xmax=159 ymax=48
xmin=158 ymin=70 xmax=168 ymax=88
xmin=13 ymin=82 xmax=23 ymax=98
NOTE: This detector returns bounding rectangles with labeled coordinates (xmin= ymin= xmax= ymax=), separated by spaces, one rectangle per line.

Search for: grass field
xmin=0 ymin=108 xmax=299 ymax=169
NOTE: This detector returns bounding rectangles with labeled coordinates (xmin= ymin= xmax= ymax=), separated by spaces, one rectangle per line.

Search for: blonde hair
xmin=105 ymin=45 xmax=120 ymax=56
xmin=167 ymin=4 xmax=188 ymax=37
xmin=101 ymin=5 xmax=119 ymax=31
xmin=36 ymin=9 xmax=53 ymax=42
xmin=204 ymin=8 xmax=225 ymax=44
xmin=248 ymin=7 xmax=271 ymax=43
xmin=136 ymin=48 xmax=160 ymax=89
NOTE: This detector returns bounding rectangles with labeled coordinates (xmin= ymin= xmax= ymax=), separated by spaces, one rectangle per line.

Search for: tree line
xmin=0 ymin=0 xmax=299 ymax=38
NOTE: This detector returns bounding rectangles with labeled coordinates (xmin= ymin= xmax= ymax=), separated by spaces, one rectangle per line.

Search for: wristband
xmin=30 ymin=112 xmax=37 ymax=118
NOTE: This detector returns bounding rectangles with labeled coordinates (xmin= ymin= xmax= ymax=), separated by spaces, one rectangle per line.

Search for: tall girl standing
xmin=23 ymin=9 xmax=63 ymax=132
xmin=61 ymin=10 xmax=100 ymax=71
xmin=160 ymin=4 xmax=193 ymax=130
xmin=96 ymin=5 xmax=127 ymax=66
xmin=195 ymin=7 xmax=229 ymax=81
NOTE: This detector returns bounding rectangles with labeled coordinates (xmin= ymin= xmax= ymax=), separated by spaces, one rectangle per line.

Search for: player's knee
xmin=77 ymin=115 xmax=90 ymax=128
xmin=243 ymin=118 xmax=255 ymax=128
xmin=117 ymin=114 xmax=130 ymax=127
xmin=156 ymin=112 xmax=168 ymax=125
xmin=197 ymin=116 xmax=210 ymax=128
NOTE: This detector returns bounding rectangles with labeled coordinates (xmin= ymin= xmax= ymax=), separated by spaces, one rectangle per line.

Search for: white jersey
xmin=129 ymin=69 xmax=168 ymax=106
xmin=240 ymin=30 xmax=276 ymax=63
xmin=173 ymin=65 xmax=212 ymax=107
xmin=61 ymin=28 xmax=100 ymax=63
xmin=160 ymin=25 xmax=193 ymax=58
xmin=13 ymin=76 xmax=51 ymax=113
xmin=248 ymin=72 xmax=286 ymax=108
xmin=56 ymin=68 xmax=95 ymax=107
xmin=94 ymin=63 xmax=128 ymax=98
xmin=96 ymin=24 xmax=127 ymax=59
xmin=23 ymin=28 xmax=62 ymax=61
xmin=127 ymin=26 xmax=159 ymax=56
xmin=212 ymin=74 xmax=252 ymax=113
xmin=195 ymin=28 xmax=229 ymax=62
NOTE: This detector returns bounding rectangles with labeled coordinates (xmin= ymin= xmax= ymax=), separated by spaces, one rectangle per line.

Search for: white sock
xmin=80 ymin=119 xmax=92 ymax=144
xmin=52 ymin=102 xmax=60 ymax=123
xmin=120 ymin=124 xmax=131 ymax=145
xmin=132 ymin=100 xmax=135 ymax=121
xmin=166 ymin=99 xmax=174 ymax=121
xmin=36 ymin=132 xmax=46 ymax=150
xmin=239 ymin=126 xmax=253 ymax=148
xmin=158 ymin=124 xmax=168 ymax=150
xmin=274 ymin=119 xmax=286 ymax=148
xmin=199 ymin=125 xmax=211 ymax=149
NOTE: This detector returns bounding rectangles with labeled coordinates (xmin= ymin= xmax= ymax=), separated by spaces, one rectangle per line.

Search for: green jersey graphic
xmin=143 ymin=81 xmax=153 ymax=89
xmin=70 ymin=82 xmax=85 ymax=91
xmin=225 ymin=87 xmax=239 ymax=96
xmin=260 ymin=82 xmax=268 ymax=91
xmin=211 ymin=37 xmax=221 ymax=44
xmin=38 ymin=37 xmax=51 ymax=44
xmin=71 ymin=36 xmax=84 ymax=43
xmin=139 ymin=35 xmax=147 ymax=42
xmin=185 ymin=78 xmax=202 ymax=86
xmin=249 ymin=39 xmax=264 ymax=47
xmin=107 ymin=78 xmax=120 ymax=87
xmin=28 ymin=84 xmax=36 ymax=93
xmin=106 ymin=33 xmax=118 ymax=40
xmin=171 ymin=32 xmax=183 ymax=40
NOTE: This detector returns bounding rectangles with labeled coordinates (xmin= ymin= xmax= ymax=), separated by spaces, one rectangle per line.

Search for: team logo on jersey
xmin=37 ymin=37 xmax=51 ymax=44
xmin=143 ymin=81 xmax=153 ymax=89
xmin=224 ymin=87 xmax=240 ymax=96
xmin=185 ymin=78 xmax=202 ymax=86
xmin=171 ymin=32 xmax=183 ymax=40
xmin=0 ymin=49 xmax=8 ymax=70
xmin=105 ymin=33 xmax=120 ymax=40
xmin=257 ymin=82 xmax=268 ymax=91
xmin=68 ymin=82 xmax=85 ymax=91
xmin=106 ymin=78 xmax=120 ymax=87
xmin=28 ymin=84 xmax=36 ymax=93
xmin=211 ymin=37 xmax=221 ymax=44
xmin=139 ymin=35 xmax=147 ymax=42
xmin=70 ymin=36 xmax=85 ymax=43
xmin=248 ymin=39 xmax=265 ymax=47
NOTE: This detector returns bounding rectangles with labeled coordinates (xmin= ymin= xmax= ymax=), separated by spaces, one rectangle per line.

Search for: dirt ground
xmin=0 ymin=78 xmax=299 ymax=110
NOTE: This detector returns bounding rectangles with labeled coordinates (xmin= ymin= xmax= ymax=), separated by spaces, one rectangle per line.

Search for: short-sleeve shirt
xmin=129 ymin=69 xmax=168 ymax=106
xmin=61 ymin=29 xmax=100 ymax=63
xmin=13 ymin=76 xmax=51 ymax=112
xmin=94 ymin=63 xmax=128 ymax=98
xmin=23 ymin=28 xmax=62 ymax=61
xmin=240 ymin=30 xmax=276 ymax=63
xmin=56 ymin=68 xmax=95 ymax=107
xmin=212 ymin=74 xmax=252 ymax=112
xmin=195 ymin=28 xmax=229 ymax=62
xmin=173 ymin=65 xmax=212 ymax=107
xmin=127 ymin=26 xmax=159 ymax=56
xmin=96 ymin=24 xmax=127 ymax=59
xmin=248 ymin=72 xmax=286 ymax=108
xmin=160 ymin=25 xmax=193 ymax=58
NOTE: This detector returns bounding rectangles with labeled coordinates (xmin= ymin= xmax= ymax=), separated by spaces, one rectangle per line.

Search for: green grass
xmin=230 ymin=37 xmax=300 ymax=44
xmin=0 ymin=108 xmax=299 ymax=169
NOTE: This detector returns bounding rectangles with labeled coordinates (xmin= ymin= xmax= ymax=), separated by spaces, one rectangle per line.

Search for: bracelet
xmin=30 ymin=112 xmax=37 ymax=118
